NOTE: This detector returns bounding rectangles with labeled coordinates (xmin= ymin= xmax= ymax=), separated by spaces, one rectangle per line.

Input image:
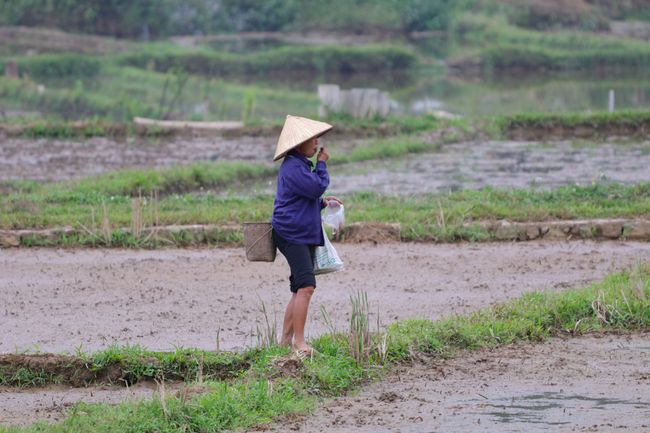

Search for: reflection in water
xmin=233 ymin=67 xmax=650 ymax=118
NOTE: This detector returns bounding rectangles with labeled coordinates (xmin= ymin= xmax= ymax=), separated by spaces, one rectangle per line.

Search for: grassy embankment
xmin=2 ymin=163 xmax=649 ymax=246
xmin=0 ymin=63 xmax=318 ymax=124
xmin=2 ymin=110 xmax=650 ymax=246
xmin=1 ymin=264 xmax=649 ymax=432
xmin=451 ymin=14 xmax=650 ymax=70
xmin=0 ymin=43 xmax=417 ymax=123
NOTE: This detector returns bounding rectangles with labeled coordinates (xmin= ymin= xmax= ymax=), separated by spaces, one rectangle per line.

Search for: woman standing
xmin=271 ymin=115 xmax=341 ymax=358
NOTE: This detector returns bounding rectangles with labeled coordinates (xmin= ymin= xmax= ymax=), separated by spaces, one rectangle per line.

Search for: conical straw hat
xmin=273 ymin=115 xmax=333 ymax=161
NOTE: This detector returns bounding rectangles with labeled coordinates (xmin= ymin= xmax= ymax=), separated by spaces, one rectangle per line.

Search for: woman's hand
xmin=317 ymin=146 xmax=329 ymax=162
xmin=324 ymin=196 xmax=343 ymax=206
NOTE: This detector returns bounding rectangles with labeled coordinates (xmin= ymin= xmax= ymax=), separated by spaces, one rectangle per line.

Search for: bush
xmin=15 ymin=54 xmax=102 ymax=80
xmin=400 ymin=0 xmax=460 ymax=32
xmin=219 ymin=0 xmax=298 ymax=31
xmin=502 ymin=0 xmax=607 ymax=30
xmin=121 ymin=44 xmax=418 ymax=75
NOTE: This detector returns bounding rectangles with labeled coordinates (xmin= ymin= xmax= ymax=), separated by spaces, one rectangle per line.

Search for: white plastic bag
xmin=322 ymin=201 xmax=345 ymax=235
xmin=313 ymin=225 xmax=344 ymax=275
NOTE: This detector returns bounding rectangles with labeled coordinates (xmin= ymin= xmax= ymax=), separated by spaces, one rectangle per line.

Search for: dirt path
xmin=259 ymin=332 xmax=650 ymax=433
xmin=2 ymin=241 xmax=649 ymax=354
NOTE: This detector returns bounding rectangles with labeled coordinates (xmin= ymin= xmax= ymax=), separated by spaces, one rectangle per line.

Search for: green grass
xmin=454 ymin=14 xmax=650 ymax=70
xmin=0 ymin=64 xmax=318 ymax=123
xmin=0 ymin=54 xmax=102 ymax=80
xmin=0 ymin=345 xmax=250 ymax=388
xmin=2 ymin=168 xmax=649 ymax=243
xmin=120 ymin=43 xmax=418 ymax=76
xmin=1 ymin=263 xmax=648 ymax=432
xmin=498 ymin=111 xmax=650 ymax=131
xmin=0 ymin=367 xmax=58 ymax=388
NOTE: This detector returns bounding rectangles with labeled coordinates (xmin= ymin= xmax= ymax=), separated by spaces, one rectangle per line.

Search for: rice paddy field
xmin=2 ymin=8 xmax=650 ymax=431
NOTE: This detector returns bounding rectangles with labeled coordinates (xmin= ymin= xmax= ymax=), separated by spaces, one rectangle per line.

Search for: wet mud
xmin=260 ymin=332 xmax=650 ymax=433
xmin=2 ymin=137 xmax=649 ymax=196
xmin=0 ymin=382 xmax=159 ymax=426
xmin=329 ymin=139 xmax=650 ymax=195
xmin=0 ymin=135 xmax=277 ymax=183
xmin=2 ymin=241 xmax=649 ymax=354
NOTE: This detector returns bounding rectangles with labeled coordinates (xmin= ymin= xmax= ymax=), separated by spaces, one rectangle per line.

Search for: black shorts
xmin=273 ymin=229 xmax=316 ymax=293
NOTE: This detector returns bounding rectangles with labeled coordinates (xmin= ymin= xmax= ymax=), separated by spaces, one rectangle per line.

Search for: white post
xmin=608 ymin=89 xmax=615 ymax=113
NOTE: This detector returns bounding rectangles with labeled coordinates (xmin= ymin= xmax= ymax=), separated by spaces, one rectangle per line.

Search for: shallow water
xmin=3 ymin=136 xmax=649 ymax=196
xmin=264 ymin=139 xmax=650 ymax=196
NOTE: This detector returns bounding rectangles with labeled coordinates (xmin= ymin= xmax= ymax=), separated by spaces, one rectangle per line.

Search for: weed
xmin=255 ymin=299 xmax=278 ymax=349
xmin=349 ymin=290 xmax=371 ymax=364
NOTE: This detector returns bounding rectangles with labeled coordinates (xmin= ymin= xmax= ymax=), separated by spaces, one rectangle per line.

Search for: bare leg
xmin=292 ymin=286 xmax=315 ymax=352
xmin=279 ymin=293 xmax=296 ymax=347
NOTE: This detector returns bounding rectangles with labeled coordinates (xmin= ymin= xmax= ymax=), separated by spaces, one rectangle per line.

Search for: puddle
xmin=328 ymin=140 xmax=650 ymax=195
xmin=479 ymin=391 xmax=650 ymax=425
xmin=258 ymin=332 xmax=650 ymax=433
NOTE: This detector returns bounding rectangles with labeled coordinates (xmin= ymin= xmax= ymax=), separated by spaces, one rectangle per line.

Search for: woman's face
xmin=297 ymin=137 xmax=318 ymax=158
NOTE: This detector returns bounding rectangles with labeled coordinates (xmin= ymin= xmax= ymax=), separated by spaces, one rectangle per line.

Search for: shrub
xmin=16 ymin=54 xmax=102 ymax=80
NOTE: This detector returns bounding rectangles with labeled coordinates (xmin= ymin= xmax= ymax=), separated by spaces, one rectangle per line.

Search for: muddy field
xmin=331 ymin=139 xmax=650 ymax=195
xmin=0 ymin=135 xmax=277 ymax=183
xmin=2 ymin=136 xmax=649 ymax=195
xmin=2 ymin=133 xmax=650 ymax=429
xmin=2 ymin=241 xmax=649 ymax=354
xmin=261 ymin=332 xmax=650 ymax=433
xmin=3 ymin=332 xmax=648 ymax=430
xmin=1 ymin=241 xmax=650 ymax=429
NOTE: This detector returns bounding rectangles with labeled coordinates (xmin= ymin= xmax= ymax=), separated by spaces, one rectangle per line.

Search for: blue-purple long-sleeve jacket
xmin=271 ymin=150 xmax=328 ymax=245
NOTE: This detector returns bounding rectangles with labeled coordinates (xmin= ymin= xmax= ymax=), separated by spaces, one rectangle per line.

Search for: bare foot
xmin=278 ymin=338 xmax=293 ymax=348
xmin=294 ymin=346 xmax=315 ymax=361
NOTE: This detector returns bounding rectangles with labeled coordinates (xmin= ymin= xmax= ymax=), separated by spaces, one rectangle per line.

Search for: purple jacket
xmin=271 ymin=150 xmax=328 ymax=245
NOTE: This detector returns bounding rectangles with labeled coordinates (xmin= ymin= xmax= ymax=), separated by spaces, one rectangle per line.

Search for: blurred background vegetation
xmin=1 ymin=0 xmax=650 ymax=123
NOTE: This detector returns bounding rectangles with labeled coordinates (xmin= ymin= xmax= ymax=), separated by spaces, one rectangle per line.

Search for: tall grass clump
xmin=348 ymin=290 xmax=371 ymax=363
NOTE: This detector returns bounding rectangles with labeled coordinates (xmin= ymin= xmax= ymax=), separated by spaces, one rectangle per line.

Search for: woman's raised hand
xmin=324 ymin=196 xmax=343 ymax=206
xmin=317 ymin=145 xmax=330 ymax=162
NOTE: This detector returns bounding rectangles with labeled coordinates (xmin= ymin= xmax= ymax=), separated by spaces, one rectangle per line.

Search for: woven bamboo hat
xmin=273 ymin=115 xmax=333 ymax=161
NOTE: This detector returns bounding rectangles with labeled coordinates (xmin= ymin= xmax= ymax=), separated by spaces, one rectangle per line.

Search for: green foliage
xmin=121 ymin=44 xmax=418 ymax=76
xmin=455 ymin=14 xmax=650 ymax=70
xmin=66 ymin=161 xmax=276 ymax=197
xmin=90 ymin=345 xmax=250 ymax=384
xmin=0 ymin=367 xmax=57 ymax=388
xmin=5 ymin=54 xmax=102 ymax=80
xmin=0 ymin=64 xmax=318 ymax=122
xmin=400 ymin=0 xmax=462 ymax=32
xmin=503 ymin=0 xmax=606 ymax=31
xmin=0 ymin=0 xmax=176 ymax=38
xmin=0 ymin=0 xmax=467 ymax=37
xmin=498 ymin=111 xmax=650 ymax=137
xmin=219 ymin=0 xmax=298 ymax=31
